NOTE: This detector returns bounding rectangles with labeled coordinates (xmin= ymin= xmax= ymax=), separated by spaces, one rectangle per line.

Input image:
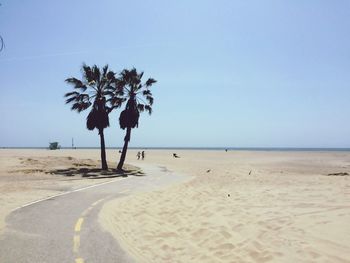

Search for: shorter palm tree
xmin=112 ymin=68 xmax=156 ymax=170
xmin=64 ymin=64 xmax=116 ymax=170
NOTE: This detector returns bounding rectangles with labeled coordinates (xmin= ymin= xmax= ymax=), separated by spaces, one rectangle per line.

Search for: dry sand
xmin=100 ymin=150 xmax=350 ymax=263
xmin=0 ymin=149 xmax=134 ymax=232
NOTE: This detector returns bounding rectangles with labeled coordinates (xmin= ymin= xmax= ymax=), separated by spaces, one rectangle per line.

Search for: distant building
xmin=49 ymin=142 xmax=60 ymax=150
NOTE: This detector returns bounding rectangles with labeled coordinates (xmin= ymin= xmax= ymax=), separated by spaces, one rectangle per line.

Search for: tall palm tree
xmin=112 ymin=68 xmax=157 ymax=170
xmin=64 ymin=64 xmax=116 ymax=170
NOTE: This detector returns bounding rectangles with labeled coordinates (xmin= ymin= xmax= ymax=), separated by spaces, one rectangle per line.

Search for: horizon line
xmin=1 ymin=146 xmax=350 ymax=151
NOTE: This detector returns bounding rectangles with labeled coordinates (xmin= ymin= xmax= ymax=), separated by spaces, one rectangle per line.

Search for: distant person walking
xmin=137 ymin=151 xmax=141 ymax=160
xmin=141 ymin=151 xmax=145 ymax=160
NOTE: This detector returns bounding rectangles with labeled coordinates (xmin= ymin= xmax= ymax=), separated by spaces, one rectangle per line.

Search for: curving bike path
xmin=0 ymin=163 xmax=189 ymax=263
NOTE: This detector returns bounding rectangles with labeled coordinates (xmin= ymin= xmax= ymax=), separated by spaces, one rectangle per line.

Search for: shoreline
xmin=2 ymin=147 xmax=350 ymax=152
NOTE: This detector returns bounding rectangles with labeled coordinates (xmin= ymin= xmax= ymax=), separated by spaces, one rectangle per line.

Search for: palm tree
xmin=112 ymin=68 xmax=157 ymax=170
xmin=64 ymin=64 xmax=116 ymax=170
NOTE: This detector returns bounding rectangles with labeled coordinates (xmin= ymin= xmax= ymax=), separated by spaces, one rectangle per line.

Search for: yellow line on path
xmin=75 ymin=258 xmax=84 ymax=263
xmin=74 ymin=218 xmax=84 ymax=232
xmin=73 ymin=235 xmax=80 ymax=253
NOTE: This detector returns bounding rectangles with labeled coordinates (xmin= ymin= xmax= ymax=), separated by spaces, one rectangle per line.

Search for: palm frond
xmin=103 ymin=90 xmax=115 ymax=97
xmin=64 ymin=91 xmax=80 ymax=98
xmin=146 ymin=95 xmax=154 ymax=105
xmin=104 ymin=85 xmax=113 ymax=91
xmin=82 ymin=64 xmax=94 ymax=83
xmin=146 ymin=78 xmax=157 ymax=87
xmin=65 ymin=92 xmax=90 ymax=104
xmin=92 ymin=65 xmax=101 ymax=83
xmin=106 ymin=71 xmax=115 ymax=80
xmin=108 ymin=103 xmax=123 ymax=113
xmin=137 ymin=104 xmax=145 ymax=112
xmin=82 ymin=64 xmax=98 ymax=90
xmin=71 ymin=102 xmax=91 ymax=112
xmin=77 ymin=94 xmax=90 ymax=102
xmin=102 ymin=65 xmax=108 ymax=78
xmin=144 ymin=105 xmax=152 ymax=115
xmin=130 ymin=68 xmax=138 ymax=78
xmin=65 ymin=77 xmax=88 ymax=92
xmin=142 ymin=90 xmax=152 ymax=96
xmin=65 ymin=96 xmax=78 ymax=104
xmin=108 ymin=96 xmax=125 ymax=106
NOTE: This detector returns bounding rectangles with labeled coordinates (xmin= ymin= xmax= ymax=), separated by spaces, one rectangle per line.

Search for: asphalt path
xmin=0 ymin=163 xmax=189 ymax=263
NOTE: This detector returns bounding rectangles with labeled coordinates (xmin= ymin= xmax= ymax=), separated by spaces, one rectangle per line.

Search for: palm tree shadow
xmin=48 ymin=167 xmax=145 ymax=179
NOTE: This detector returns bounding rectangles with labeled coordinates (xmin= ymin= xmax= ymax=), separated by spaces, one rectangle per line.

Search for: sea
xmin=2 ymin=147 xmax=350 ymax=152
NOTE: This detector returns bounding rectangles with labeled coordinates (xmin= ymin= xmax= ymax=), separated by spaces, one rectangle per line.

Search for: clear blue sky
xmin=1 ymin=0 xmax=349 ymax=148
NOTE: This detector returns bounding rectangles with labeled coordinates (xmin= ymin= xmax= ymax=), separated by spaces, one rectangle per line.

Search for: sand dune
xmin=100 ymin=150 xmax=350 ymax=262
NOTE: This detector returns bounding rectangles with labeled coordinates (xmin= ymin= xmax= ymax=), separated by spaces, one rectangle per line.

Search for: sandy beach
xmin=1 ymin=149 xmax=350 ymax=262
xmin=100 ymin=150 xmax=350 ymax=262
xmin=0 ymin=149 xmax=135 ymax=232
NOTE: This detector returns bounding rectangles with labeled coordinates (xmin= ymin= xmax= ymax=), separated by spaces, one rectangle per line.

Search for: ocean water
xmin=2 ymin=147 xmax=350 ymax=152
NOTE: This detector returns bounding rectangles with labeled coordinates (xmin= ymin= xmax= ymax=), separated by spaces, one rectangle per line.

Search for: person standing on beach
xmin=141 ymin=151 xmax=145 ymax=160
xmin=137 ymin=151 xmax=141 ymax=160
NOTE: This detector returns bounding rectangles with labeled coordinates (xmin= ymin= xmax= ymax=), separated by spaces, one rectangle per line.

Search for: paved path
xmin=0 ymin=163 xmax=189 ymax=263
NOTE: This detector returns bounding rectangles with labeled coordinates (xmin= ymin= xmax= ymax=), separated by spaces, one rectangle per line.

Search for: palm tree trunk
xmin=99 ymin=128 xmax=108 ymax=170
xmin=117 ymin=127 xmax=131 ymax=170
